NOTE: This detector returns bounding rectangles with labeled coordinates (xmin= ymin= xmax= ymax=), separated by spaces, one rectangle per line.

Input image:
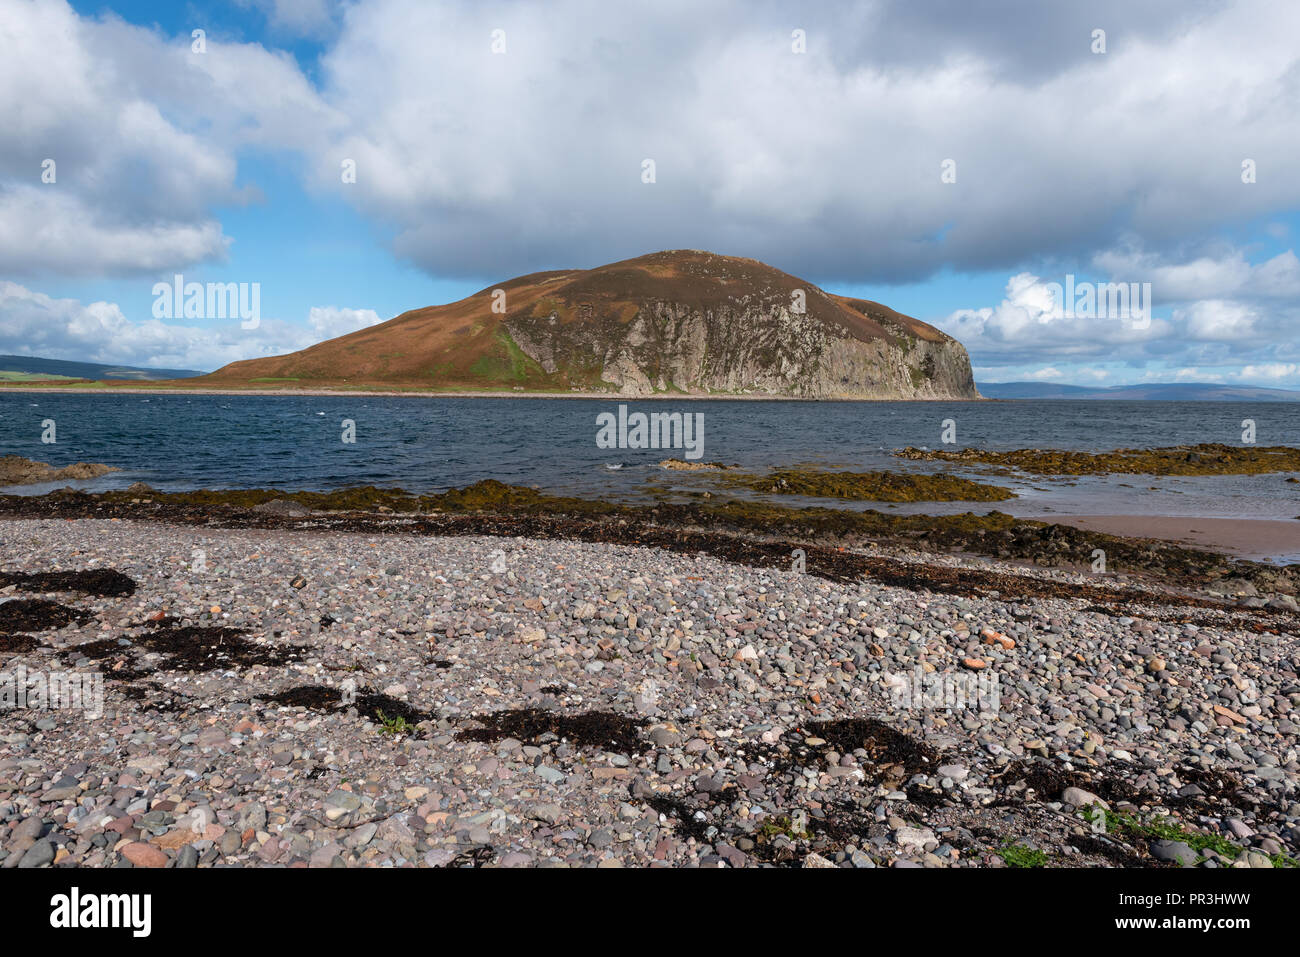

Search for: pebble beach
xmin=2 ymin=515 xmax=1297 ymax=869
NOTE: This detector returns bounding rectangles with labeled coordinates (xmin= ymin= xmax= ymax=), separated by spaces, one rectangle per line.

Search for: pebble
xmin=0 ymin=517 xmax=1293 ymax=871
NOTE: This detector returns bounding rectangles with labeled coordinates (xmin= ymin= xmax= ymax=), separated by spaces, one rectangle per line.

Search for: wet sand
xmin=1034 ymin=514 xmax=1300 ymax=563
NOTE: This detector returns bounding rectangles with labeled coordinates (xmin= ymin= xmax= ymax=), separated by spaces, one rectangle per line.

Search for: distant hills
xmin=0 ymin=355 xmax=205 ymax=381
xmin=978 ymin=381 xmax=1300 ymax=401
xmin=203 ymin=250 xmax=980 ymax=399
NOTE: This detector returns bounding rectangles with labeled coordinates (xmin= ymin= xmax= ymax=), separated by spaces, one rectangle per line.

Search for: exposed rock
xmin=1061 ymin=786 xmax=1108 ymax=810
xmin=658 ymin=459 xmax=739 ymax=471
xmin=504 ymin=253 xmax=978 ymax=398
xmin=0 ymin=455 xmax=117 ymax=486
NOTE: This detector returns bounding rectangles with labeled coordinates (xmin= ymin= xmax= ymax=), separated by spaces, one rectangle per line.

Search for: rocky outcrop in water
xmin=0 ymin=455 xmax=117 ymax=486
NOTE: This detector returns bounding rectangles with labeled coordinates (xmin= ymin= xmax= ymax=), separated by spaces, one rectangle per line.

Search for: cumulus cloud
xmin=0 ymin=282 xmax=376 ymax=371
xmin=302 ymin=0 xmax=1300 ymax=281
xmin=1093 ymin=248 xmax=1300 ymax=303
xmin=1238 ymin=363 xmax=1300 ymax=382
xmin=236 ymin=0 xmax=342 ymax=38
xmin=0 ymin=0 xmax=338 ymax=278
xmin=0 ymin=187 xmax=228 ymax=276
xmin=945 ymin=266 xmax=1300 ymax=385
xmin=1177 ymin=300 xmax=1261 ymax=342
xmin=939 ymin=271 xmax=1170 ymax=363
xmin=5 ymin=0 xmax=1300 ymax=286
xmin=1073 ymin=367 xmax=1111 ymax=381
xmin=1142 ymin=368 xmax=1227 ymax=383
xmin=307 ymin=305 xmax=384 ymax=339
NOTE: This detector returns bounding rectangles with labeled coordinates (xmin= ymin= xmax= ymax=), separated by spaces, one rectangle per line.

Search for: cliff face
xmin=204 ymin=250 xmax=980 ymax=399
xmin=507 ymin=298 xmax=977 ymax=399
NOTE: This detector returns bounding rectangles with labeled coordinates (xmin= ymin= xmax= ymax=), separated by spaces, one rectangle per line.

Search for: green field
xmin=0 ymin=370 xmax=82 ymax=382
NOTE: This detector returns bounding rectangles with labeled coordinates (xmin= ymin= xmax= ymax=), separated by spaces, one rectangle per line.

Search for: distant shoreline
xmin=0 ymin=384 xmax=989 ymax=401
xmin=7 ymin=383 xmax=1300 ymax=402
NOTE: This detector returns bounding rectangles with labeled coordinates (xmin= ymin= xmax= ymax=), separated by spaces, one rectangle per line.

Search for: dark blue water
xmin=2 ymin=394 xmax=1298 ymax=522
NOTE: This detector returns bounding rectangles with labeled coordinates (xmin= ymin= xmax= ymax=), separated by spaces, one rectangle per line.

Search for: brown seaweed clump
xmin=895 ymin=443 xmax=1300 ymax=476
xmin=724 ymin=467 xmax=1014 ymax=502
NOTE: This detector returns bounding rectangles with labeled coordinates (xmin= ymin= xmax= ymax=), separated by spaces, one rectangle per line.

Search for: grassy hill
xmin=200 ymin=250 xmax=978 ymax=399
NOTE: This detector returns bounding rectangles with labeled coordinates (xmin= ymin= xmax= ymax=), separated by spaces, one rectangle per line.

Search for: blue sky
xmin=3 ymin=0 xmax=1298 ymax=387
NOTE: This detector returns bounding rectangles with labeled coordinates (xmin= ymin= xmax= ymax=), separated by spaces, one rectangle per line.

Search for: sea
xmin=2 ymin=394 xmax=1297 ymax=525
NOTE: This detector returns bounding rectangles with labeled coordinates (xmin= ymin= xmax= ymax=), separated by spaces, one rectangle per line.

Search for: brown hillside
xmin=201 ymin=250 xmax=978 ymax=398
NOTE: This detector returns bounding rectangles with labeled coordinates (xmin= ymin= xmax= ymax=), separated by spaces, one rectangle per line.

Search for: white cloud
xmin=944 ymin=265 xmax=1300 ymax=386
xmin=1177 ymin=300 xmax=1261 ymax=341
xmin=1092 ymin=247 xmax=1300 ymax=302
xmin=236 ymin=0 xmax=341 ymax=37
xmin=307 ymin=305 xmax=384 ymax=339
xmin=1139 ymin=368 xmax=1227 ymax=383
xmin=5 ymin=0 xmax=1300 ymax=286
xmin=301 ymin=0 xmax=1300 ymax=280
xmin=0 ymin=281 xmax=376 ymax=371
xmin=0 ymin=0 xmax=338 ymax=278
xmin=939 ymin=271 xmax=1169 ymax=360
xmin=1074 ymin=367 xmax=1110 ymax=381
xmin=0 ymin=187 xmax=228 ymax=276
xmin=1237 ymin=363 xmax=1299 ymax=382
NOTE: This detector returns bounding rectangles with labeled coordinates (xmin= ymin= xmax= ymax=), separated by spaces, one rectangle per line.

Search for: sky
xmin=0 ymin=0 xmax=1297 ymax=387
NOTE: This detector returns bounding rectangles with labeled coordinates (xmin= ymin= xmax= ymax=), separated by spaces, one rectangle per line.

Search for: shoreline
xmin=2 ymin=470 xmax=1296 ymax=564
xmin=0 ymin=384 xmax=989 ymax=401
xmin=3 ymin=480 xmax=1296 ymax=593
xmin=1026 ymin=514 xmax=1300 ymax=564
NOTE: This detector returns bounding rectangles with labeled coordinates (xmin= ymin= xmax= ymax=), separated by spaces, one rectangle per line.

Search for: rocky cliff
xmin=204 ymin=250 xmax=980 ymax=399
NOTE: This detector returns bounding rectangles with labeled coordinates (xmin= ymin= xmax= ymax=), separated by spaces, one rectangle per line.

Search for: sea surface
xmin=2 ymin=394 xmax=1298 ymax=524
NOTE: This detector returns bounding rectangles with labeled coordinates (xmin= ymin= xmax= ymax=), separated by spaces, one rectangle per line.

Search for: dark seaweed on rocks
xmin=456 ymin=708 xmax=649 ymax=752
xmin=259 ymin=685 xmax=435 ymax=726
xmin=131 ymin=625 xmax=306 ymax=672
xmin=67 ymin=637 xmax=127 ymax=660
xmin=645 ymin=795 xmax=714 ymax=843
xmin=896 ymin=442 xmax=1300 ymax=476
xmin=806 ymin=718 xmax=940 ymax=779
xmin=120 ymin=681 xmax=190 ymax=714
xmin=991 ymin=760 xmax=1142 ymax=806
xmin=0 ymin=599 xmax=91 ymax=633
xmin=1065 ymin=833 xmax=1162 ymax=868
xmin=0 ymin=568 xmax=136 ymax=596
xmin=441 ymin=845 xmax=495 ymax=868
xmin=260 ymin=685 xmax=343 ymax=710
xmin=0 ymin=633 xmax=39 ymax=654
xmin=63 ymin=638 xmax=155 ymax=682
xmin=990 ymin=758 xmax=1245 ymax=816
xmin=64 ymin=625 xmax=308 ymax=682
xmin=352 ymin=692 xmax=434 ymax=726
